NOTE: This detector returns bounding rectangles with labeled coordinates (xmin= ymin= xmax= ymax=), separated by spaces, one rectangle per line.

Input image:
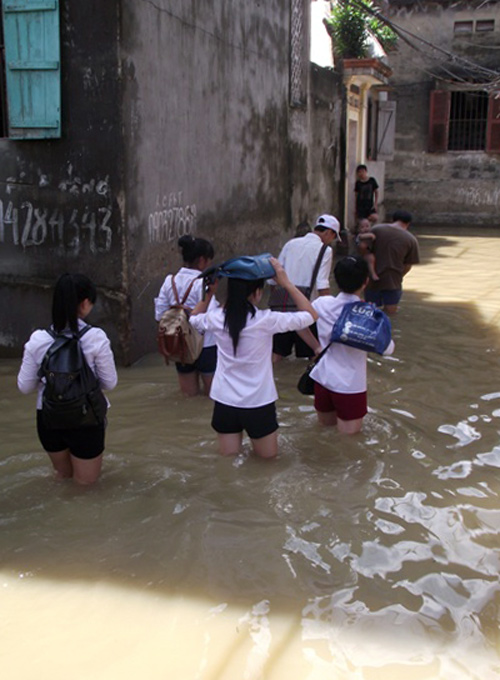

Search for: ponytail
xmin=178 ymin=235 xmax=215 ymax=267
xmin=224 ymin=278 xmax=264 ymax=355
xmin=52 ymin=273 xmax=97 ymax=333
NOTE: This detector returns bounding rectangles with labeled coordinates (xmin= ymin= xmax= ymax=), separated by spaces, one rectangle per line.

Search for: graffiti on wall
xmin=0 ymin=201 xmax=113 ymax=253
xmin=148 ymin=192 xmax=197 ymax=243
xmin=457 ymin=187 xmax=500 ymax=208
xmin=0 ymin=171 xmax=114 ymax=254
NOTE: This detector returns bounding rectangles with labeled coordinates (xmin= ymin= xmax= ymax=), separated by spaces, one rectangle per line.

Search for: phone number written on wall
xmin=0 ymin=199 xmax=113 ymax=254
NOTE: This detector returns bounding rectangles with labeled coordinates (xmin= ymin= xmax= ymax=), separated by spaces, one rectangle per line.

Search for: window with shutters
xmin=0 ymin=0 xmax=61 ymax=140
xmin=429 ymin=89 xmax=500 ymax=153
xmin=366 ymin=98 xmax=396 ymax=161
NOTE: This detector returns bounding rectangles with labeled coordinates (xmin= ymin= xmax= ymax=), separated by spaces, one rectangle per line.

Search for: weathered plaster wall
xmin=288 ymin=63 xmax=342 ymax=227
xmin=121 ymin=0 xmax=342 ymax=361
xmin=384 ymin=2 xmax=500 ymax=226
xmin=121 ymin=0 xmax=291 ymax=361
xmin=0 ymin=0 xmax=342 ymax=363
xmin=0 ymin=0 xmax=128 ymax=359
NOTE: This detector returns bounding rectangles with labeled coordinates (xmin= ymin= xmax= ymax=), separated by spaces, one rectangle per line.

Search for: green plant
xmin=326 ymin=0 xmax=398 ymax=58
xmin=368 ymin=15 xmax=398 ymax=52
xmin=326 ymin=0 xmax=368 ymax=59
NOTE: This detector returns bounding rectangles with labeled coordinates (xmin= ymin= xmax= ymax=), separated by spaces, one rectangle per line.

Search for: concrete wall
xmin=120 ymin=0 xmax=342 ymax=362
xmin=0 ymin=0 xmax=342 ymax=363
xmin=384 ymin=1 xmax=500 ymax=226
xmin=0 ymin=0 xmax=127 ymax=358
xmin=289 ymin=63 xmax=343 ymax=228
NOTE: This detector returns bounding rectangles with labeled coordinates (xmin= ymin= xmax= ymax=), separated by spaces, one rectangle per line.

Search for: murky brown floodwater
xmin=1 ymin=230 xmax=500 ymax=680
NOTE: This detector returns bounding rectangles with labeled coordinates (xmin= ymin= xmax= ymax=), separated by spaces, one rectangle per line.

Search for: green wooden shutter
xmin=2 ymin=0 xmax=61 ymax=139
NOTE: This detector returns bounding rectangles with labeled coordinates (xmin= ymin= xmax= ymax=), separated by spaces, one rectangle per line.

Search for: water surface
xmin=1 ymin=231 xmax=499 ymax=679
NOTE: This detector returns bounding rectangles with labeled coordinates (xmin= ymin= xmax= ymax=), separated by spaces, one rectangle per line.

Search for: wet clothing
xmin=313 ymin=384 xmax=368 ymax=421
xmin=17 ymin=320 xmax=118 ymax=409
xmin=175 ymin=345 xmax=217 ymax=375
xmin=154 ymin=266 xmax=217 ymax=351
xmin=310 ymin=292 xmax=395 ymax=394
xmin=355 ymin=177 xmax=379 ymax=219
xmin=211 ymin=401 xmax=278 ymax=439
xmin=190 ymin=307 xmax=314 ymax=408
xmin=364 ymin=288 xmax=402 ymax=308
xmin=273 ymin=323 xmax=318 ymax=359
xmin=365 ymin=223 xmax=420 ymax=293
xmin=37 ymin=411 xmax=105 ymax=459
xmin=17 ymin=319 xmax=117 ymax=457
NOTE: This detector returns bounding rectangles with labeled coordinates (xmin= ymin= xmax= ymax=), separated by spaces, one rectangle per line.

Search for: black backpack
xmin=38 ymin=326 xmax=108 ymax=430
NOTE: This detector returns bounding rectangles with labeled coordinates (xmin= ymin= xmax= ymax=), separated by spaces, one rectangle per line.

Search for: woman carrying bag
xmin=190 ymin=255 xmax=318 ymax=459
xmin=17 ymin=274 xmax=118 ymax=485
xmin=155 ymin=235 xmax=217 ymax=397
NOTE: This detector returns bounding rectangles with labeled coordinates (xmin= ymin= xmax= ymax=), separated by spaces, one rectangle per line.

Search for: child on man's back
xmin=356 ymin=218 xmax=378 ymax=281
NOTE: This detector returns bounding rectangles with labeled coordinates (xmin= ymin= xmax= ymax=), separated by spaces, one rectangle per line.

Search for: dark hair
xmin=356 ymin=164 xmax=367 ymax=173
xmin=392 ymin=210 xmax=412 ymax=224
xmin=52 ymin=273 xmax=97 ymax=333
xmin=334 ymin=256 xmax=369 ymax=293
xmin=295 ymin=221 xmax=311 ymax=237
xmin=178 ymin=235 xmax=214 ymax=267
xmin=224 ymin=278 xmax=265 ymax=355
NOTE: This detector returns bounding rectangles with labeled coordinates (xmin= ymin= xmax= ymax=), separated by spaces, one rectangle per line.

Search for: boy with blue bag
xmin=308 ymin=255 xmax=395 ymax=435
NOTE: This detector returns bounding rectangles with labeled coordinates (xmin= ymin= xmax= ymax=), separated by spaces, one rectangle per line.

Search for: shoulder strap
xmin=310 ymin=340 xmax=333 ymax=368
xmin=77 ymin=324 xmax=92 ymax=339
xmin=181 ymin=278 xmax=198 ymax=306
xmin=171 ymin=275 xmax=181 ymax=306
xmin=171 ymin=274 xmax=198 ymax=308
xmin=309 ymin=244 xmax=328 ymax=293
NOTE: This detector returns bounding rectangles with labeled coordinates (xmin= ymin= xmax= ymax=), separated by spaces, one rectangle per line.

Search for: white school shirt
xmin=310 ymin=292 xmax=395 ymax=394
xmin=190 ymin=306 xmax=314 ymax=408
xmin=154 ymin=266 xmax=216 ymax=347
xmin=274 ymin=232 xmax=333 ymax=295
xmin=17 ymin=319 xmax=118 ymax=410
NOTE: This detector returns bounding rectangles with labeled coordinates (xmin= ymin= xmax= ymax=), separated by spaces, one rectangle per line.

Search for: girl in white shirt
xmin=155 ymin=235 xmax=216 ymax=397
xmin=190 ymin=257 xmax=317 ymax=459
xmin=311 ymin=256 xmax=395 ymax=434
xmin=17 ymin=274 xmax=118 ymax=484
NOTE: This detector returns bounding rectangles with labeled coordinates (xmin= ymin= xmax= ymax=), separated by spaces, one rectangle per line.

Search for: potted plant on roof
xmin=325 ymin=0 xmax=398 ymax=61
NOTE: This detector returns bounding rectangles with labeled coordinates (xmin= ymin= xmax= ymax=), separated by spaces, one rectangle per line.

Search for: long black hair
xmin=178 ymin=235 xmax=214 ymax=268
xmin=52 ymin=273 xmax=97 ymax=333
xmin=224 ymin=278 xmax=265 ymax=355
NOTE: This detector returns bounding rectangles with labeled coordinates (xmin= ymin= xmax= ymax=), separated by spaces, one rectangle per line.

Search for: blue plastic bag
xmin=330 ymin=301 xmax=392 ymax=354
xmin=200 ymin=253 xmax=275 ymax=282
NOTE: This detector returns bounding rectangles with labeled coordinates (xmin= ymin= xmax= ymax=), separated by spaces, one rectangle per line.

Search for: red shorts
xmin=313 ymin=383 xmax=367 ymax=421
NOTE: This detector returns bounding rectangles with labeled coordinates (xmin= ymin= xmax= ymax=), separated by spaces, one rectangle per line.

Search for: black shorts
xmin=36 ymin=410 xmax=105 ymax=460
xmin=211 ymin=401 xmax=278 ymax=440
xmin=272 ymin=323 xmax=318 ymax=359
xmin=357 ymin=203 xmax=377 ymax=219
xmin=176 ymin=345 xmax=217 ymax=374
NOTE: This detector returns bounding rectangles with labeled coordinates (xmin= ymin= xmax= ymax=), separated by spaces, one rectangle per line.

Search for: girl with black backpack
xmin=17 ymin=274 xmax=117 ymax=485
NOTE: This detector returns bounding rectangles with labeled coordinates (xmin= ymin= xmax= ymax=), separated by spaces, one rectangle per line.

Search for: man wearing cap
xmin=270 ymin=214 xmax=341 ymax=362
xmin=359 ymin=210 xmax=420 ymax=315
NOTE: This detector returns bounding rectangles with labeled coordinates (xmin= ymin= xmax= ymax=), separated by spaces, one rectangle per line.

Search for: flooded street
xmin=1 ymin=230 xmax=500 ymax=680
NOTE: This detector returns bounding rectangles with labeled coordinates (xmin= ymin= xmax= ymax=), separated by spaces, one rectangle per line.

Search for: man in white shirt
xmin=270 ymin=214 xmax=340 ymax=362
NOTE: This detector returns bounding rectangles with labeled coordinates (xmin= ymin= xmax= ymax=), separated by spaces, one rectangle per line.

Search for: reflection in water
xmin=1 ymin=232 xmax=500 ymax=679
